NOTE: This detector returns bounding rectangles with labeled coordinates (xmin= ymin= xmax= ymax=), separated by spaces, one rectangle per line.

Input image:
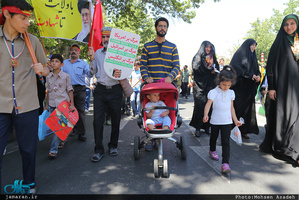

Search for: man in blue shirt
xmin=140 ymin=17 xmax=180 ymax=83
xmin=62 ymin=43 xmax=92 ymax=141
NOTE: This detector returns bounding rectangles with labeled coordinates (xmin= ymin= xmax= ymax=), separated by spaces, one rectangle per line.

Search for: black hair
xmin=134 ymin=60 xmax=140 ymax=66
xmin=1 ymin=0 xmax=33 ymax=20
xmin=155 ymin=17 xmax=169 ymax=28
xmin=77 ymin=0 xmax=89 ymax=13
xmin=50 ymin=54 xmax=64 ymax=64
xmin=217 ymin=65 xmax=237 ymax=85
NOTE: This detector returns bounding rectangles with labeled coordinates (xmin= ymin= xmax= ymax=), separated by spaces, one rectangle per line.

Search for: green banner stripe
xmin=108 ymin=49 xmax=136 ymax=59
xmin=105 ymin=58 xmax=133 ymax=68
xmin=110 ymin=38 xmax=138 ymax=49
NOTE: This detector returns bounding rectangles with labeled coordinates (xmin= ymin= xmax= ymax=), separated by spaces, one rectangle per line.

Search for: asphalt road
xmin=2 ymin=94 xmax=299 ymax=198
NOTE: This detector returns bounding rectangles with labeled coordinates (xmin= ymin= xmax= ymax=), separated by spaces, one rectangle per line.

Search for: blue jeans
xmin=0 ymin=108 xmax=39 ymax=190
xmin=48 ymin=106 xmax=66 ymax=154
xmin=146 ymin=116 xmax=171 ymax=128
xmin=85 ymin=88 xmax=91 ymax=111
xmin=130 ymin=90 xmax=140 ymax=115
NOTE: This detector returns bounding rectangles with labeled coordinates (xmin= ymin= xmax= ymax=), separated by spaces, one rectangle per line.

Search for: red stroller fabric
xmin=140 ymin=83 xmax=178 ymax=132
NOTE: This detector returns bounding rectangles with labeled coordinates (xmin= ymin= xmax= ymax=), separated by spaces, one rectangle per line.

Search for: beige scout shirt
xmin=0 ymin=32 xmax=48 ymax=114
xmin=47 ymin=70 xmax=73 ymax=108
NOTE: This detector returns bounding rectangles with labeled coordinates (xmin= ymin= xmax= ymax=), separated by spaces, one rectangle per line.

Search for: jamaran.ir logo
xmin=4 ymin=180 xmax=31 ymax=194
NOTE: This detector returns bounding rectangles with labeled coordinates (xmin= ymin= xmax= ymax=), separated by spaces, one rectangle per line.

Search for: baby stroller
xmin=135 ymin=82 xmax=186 ymax=178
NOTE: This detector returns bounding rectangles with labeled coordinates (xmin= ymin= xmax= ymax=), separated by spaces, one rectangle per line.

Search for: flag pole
xmin=23 ymin=31 xmax=44 ymax=84
xmin=40 ymin=37 xmax=48 ymax=57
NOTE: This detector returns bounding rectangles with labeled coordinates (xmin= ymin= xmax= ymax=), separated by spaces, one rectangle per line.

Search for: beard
xmin=156 ymin=29 xmax=167 ymax=37
xmin=103 ymin=42 xmax=108 ymax=49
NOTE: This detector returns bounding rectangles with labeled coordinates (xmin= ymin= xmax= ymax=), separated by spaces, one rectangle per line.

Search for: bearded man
xmin=140 ymin=17 xmax=180 ymax=83
xmin=87 ymin=27 xmax=123 ymax=162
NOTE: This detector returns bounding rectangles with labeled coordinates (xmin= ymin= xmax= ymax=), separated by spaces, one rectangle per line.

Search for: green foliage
xmin=244 ymin=0 xmax=299 ymax=66
xmin=102 ymin=0 xmax=220 ymax=24
xmin=24 ymin=0 xmax=219 ymax=60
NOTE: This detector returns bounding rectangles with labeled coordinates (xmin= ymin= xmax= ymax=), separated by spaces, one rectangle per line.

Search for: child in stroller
xmin=144 ymin=92 xmax=171 ymax=151
xmin=135 ymin=82 xmax=186 ymax=178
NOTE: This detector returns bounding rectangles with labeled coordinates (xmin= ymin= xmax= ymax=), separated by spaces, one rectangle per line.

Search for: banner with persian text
xmin=104 ymin=28 xmax=141 ymax=80
xmin=32 ymin=0 xmax=94 ymax=43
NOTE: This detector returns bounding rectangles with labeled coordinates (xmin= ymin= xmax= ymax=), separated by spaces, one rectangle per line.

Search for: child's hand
xmin=235 ymin=120 xmax=242 ymax=127
xmin=44 ymin=105 xmax=49 ymax=111
xmin=203 ymin=115 xmax=209 ymax=123
xmin=69 ymin=105 xmax=76 ymax=112
xmin=160 ymin=112 xmax=167 ymax=118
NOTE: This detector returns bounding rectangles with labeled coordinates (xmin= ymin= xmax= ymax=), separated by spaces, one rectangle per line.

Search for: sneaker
xmin=24 ymin=183 xmax=36 ymax=194
xmin=91 ymin=153 xmax=104 ymax=162
xmin=145 ymin=140 xmax=153 ymax=151
xmin=109 ymin=147 xmax=118 ymax=156
xmin=209 ymin=150 xmax=219 ymax=161
xmin=221 ymin=163 xmax=231 ymax=173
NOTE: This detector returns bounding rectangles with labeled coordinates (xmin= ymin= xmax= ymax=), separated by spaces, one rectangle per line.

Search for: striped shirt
xmin=140 ymin=40 xmax=180 ymax=81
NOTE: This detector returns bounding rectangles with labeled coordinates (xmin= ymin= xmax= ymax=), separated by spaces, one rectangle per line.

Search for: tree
xmin=101 ymin=0 xmax=220 ymax=24
xmin=24 ymin=0 xmax=220 ymax=59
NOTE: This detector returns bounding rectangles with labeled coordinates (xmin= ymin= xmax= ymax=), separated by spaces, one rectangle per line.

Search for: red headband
xmin=0 ymin=6 xmax=32 ymax=25
xmin=71 ymin=46 xmax=81 ymax=52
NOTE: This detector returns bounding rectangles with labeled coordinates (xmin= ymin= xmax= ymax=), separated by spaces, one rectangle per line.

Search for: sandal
xmin=58 ymin=142 xmax=65 ymax=149
xmin=48 ymin=152 xmax=57 ymax=158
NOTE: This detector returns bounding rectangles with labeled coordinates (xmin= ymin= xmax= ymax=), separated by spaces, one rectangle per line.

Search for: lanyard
xmin=3 ymin=36 xmax=25 ymax=67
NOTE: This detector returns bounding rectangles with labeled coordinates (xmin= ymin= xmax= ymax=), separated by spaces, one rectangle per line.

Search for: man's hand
xmin=146 ymin=78 xmax=154 ymax=83
xmin=88 ymin=47 xmax=95 ymax=61
xmin=165 ymin=77 xmax=172 ymax=83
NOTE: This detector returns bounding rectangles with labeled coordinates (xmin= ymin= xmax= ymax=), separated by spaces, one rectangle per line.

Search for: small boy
xmin=145 ymin=93 xmax=171 ymax=130
xmin=145 ymin=93 xmax=171 ymax=151
xmin=45 ymin=54 xmax=75 ymax=158
xmin=130 ymin=61 xmax=142 ymax=117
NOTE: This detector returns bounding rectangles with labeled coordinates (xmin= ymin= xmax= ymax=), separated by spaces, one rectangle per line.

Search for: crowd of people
xmin=1 ymin=0 xmax=299 ymax=195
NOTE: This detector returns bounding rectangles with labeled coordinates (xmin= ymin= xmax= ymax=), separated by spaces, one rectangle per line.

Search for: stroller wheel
xmin=154 ymin=159 xmax=160 ymax=178
xmin=134 ymin=136 xmax=140 ymax=160
xmin=180 ymin=135 xmax=187 ymax=160
xmin=162 ymin=159 xmax=169 ymax=178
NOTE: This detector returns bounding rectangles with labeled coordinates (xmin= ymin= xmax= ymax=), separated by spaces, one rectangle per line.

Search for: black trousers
xmin=181 ymin=82 xmax=188 ymax=96
xmin=210 ymin=124 xmax=231 ymax=164
xmin=73 ymin=85 xmax=86 ymax=136
xmin=93 ymin=84 xmax=122 ymax=154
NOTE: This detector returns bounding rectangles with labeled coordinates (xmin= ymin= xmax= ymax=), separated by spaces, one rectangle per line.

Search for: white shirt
xmin=145 ymin=100 xmax=167 ymax=120
xmin=130 ymin=69 xmax=142 ymax=91
xmin=89 ymin=48 xmax=119 ymax=86
xmin=208 ymin=86 xmax=235 ymax=125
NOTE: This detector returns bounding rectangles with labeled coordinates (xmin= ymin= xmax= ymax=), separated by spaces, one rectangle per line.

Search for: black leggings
xmin=210 ymin=124 xmax=232 ymax=164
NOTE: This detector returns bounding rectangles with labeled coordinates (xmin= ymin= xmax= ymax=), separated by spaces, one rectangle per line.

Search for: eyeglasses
xmin=158 ymin=25 xmax=168 ymax=29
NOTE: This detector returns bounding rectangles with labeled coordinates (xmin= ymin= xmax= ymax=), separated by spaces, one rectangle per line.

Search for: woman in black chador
xmin=229 ymin=39 xmax=260 ymax=139
xmin=260 ymin=14 xmax=299 ymax=167
xmin=189 ymin=41 xmax=219 ymax=137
